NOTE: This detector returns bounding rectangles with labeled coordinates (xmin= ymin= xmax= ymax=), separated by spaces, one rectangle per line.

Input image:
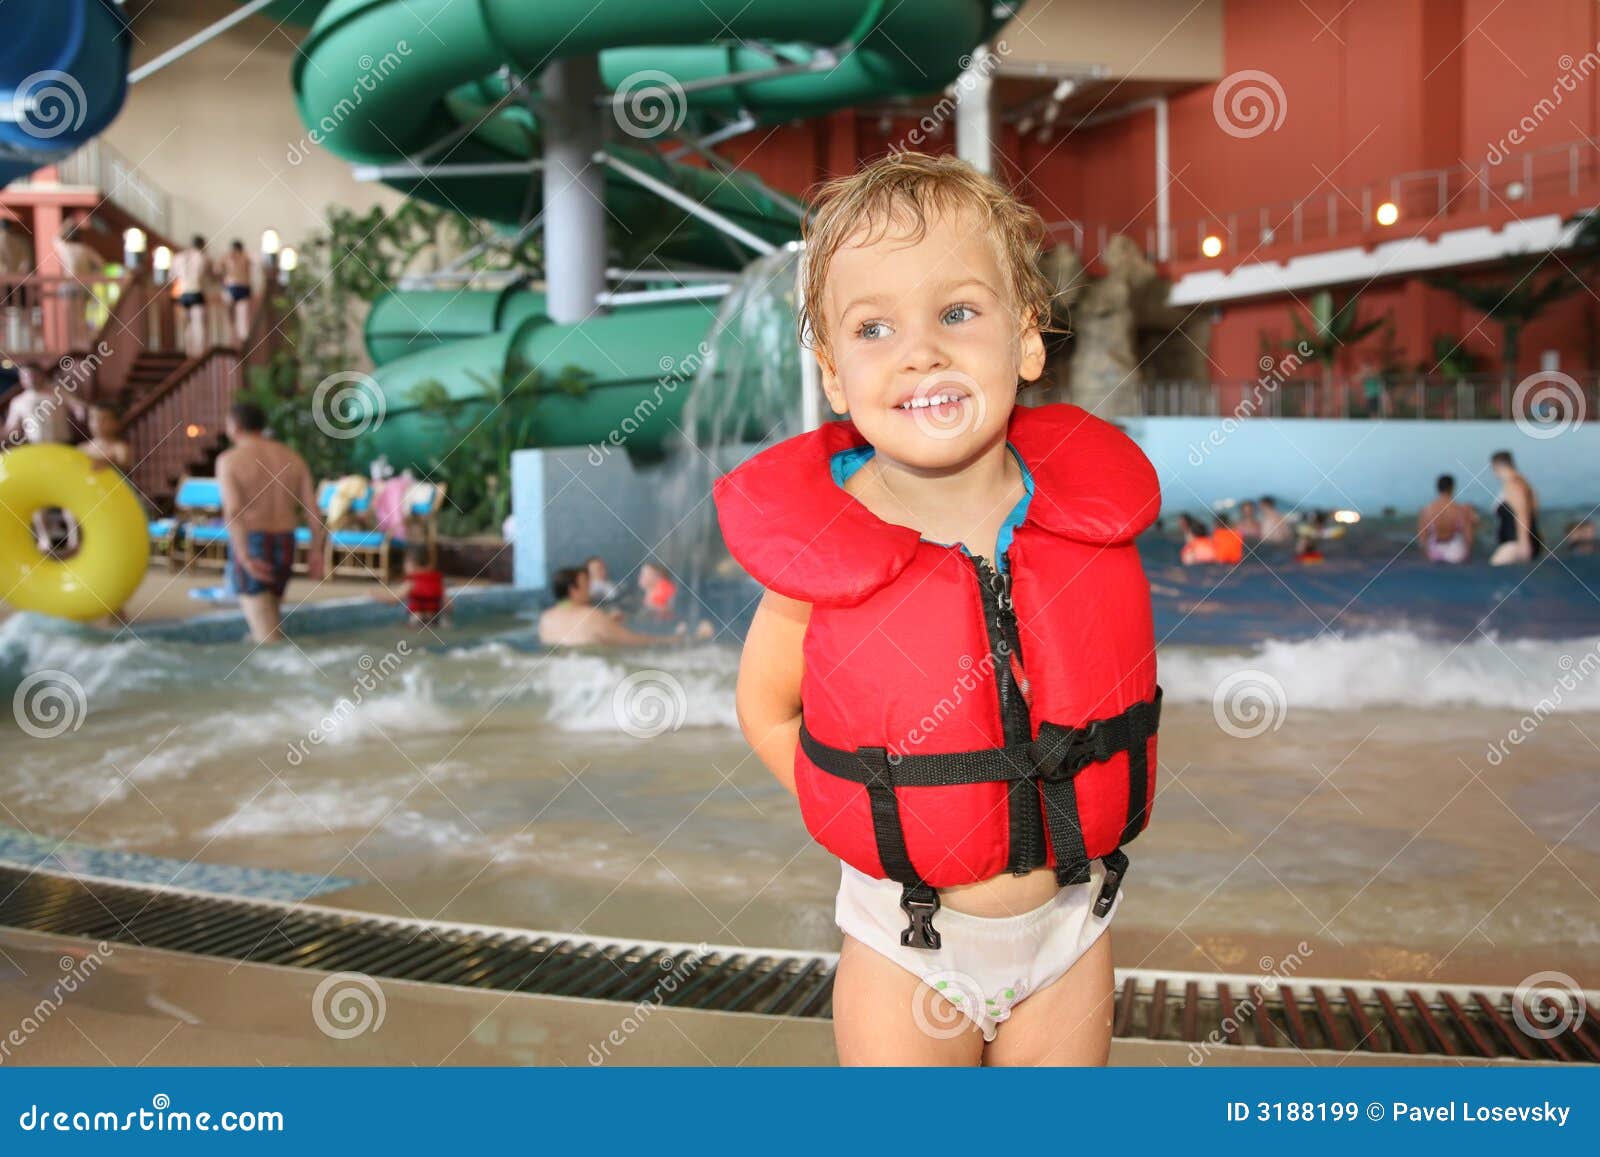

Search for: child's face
xmin=817 ymin=200 xmax=1045 ymax=470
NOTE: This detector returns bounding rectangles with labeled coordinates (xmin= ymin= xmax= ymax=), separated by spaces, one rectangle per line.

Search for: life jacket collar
xmin=713 ymin=403 xmax=1160 ymax=607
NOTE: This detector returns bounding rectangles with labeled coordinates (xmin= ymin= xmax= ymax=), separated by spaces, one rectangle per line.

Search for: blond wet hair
xmin=797 ymin=150 xmax=1059 ymax=367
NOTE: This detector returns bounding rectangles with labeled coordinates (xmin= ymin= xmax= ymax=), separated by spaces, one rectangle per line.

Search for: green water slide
xmin=289 ymin=0 xmax=1011 ymax=465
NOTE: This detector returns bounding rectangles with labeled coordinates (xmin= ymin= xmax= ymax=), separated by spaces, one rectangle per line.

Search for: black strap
xmin=799 ymin=690 xmax=1161 ymax=790
xmin=797 ymin=689 xmax=1161 ymax=949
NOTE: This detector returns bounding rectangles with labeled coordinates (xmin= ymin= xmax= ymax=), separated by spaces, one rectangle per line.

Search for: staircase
xmin=114 ymin=350 xmax=187 ymax=409
xmin=120 ymin=292 xmax=286 ymax=510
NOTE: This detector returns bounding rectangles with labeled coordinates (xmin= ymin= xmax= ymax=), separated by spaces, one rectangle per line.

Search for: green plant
xmin=1285 ymin=290 xmax=1389 ymax=384
xmin=1423 ymin=334 xmax=1483 ymax=381
xmin=235 ymin=348 xmax=364 ymax=483
xmin=407 ymin=363 xmax=593 ymax=534
xmin=1426 ymin=259 xmax=1581 ymax=383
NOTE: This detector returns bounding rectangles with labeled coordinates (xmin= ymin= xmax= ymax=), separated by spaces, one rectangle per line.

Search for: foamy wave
xmin=1161 ymin=631 xmax=1600 ymax=712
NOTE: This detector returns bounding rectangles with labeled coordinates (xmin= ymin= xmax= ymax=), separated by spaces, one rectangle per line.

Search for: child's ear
xmin=816 ymin=347 xmax=849 ymax=415
xmin=1018 ymin=308 xmax=1046 ymax=383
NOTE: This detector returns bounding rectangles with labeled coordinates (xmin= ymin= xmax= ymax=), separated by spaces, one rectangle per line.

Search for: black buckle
xmin=1031 ymin=721 xmax=1107 ymax=782
xmin=1093 ymin=855 xmax=1125 ymax=918
xmin=899 ymin=891 xmax=942 ymax=950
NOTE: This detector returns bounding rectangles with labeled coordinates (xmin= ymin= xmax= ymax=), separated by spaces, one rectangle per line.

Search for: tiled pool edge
xmin=127 ymin=584 xmax=548 ymax=644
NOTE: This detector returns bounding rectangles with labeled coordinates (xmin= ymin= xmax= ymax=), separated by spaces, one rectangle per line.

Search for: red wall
xmin=710 ymin=0 xmax=1600 ymax=383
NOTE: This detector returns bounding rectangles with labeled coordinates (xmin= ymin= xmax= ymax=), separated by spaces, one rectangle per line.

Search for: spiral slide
xmin=287 ymin=0 xmax=1010 ymax=466
xmin=0 ymin=0 xmax=129 ymax=187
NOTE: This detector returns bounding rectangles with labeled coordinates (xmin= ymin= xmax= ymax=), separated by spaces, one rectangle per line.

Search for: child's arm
xmin=735 ymin=588 xmax=809 ymax=796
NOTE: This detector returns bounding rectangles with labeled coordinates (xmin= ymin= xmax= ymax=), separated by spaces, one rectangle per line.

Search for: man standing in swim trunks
xmin=216 ymin=401 xmax=326 ymax=644
xmin=171 ymin=236 xmax=212 ymax=357
xmin=1417 ymin=473 xmax=1478 ymax=563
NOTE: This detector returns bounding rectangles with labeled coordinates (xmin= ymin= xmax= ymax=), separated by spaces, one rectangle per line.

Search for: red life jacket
xmin=714 ymin=403 xmax=1162 ymax=949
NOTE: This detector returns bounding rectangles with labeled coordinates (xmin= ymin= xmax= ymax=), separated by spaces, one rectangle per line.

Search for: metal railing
xmin=43 ymin=138 xmax=174 ymax=236
xmin=1141 ymin=374 xmax=1600 ymax=422
xmin=1045 ymin=138 xmax=1600 ymax=266
xmin=0 ymin=273 xmax=121 ymax=356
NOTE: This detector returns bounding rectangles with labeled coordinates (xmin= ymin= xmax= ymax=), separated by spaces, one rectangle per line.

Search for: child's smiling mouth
xmin=893 ymin=388 xmax=969 ymax=412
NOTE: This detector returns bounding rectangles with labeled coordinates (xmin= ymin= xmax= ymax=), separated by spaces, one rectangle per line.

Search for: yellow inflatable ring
xmin=0 ymin=444 xmax=150 ymax=621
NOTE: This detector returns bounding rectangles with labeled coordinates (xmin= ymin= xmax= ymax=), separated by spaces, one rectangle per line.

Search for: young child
xmin=713 ymin=152 xmax=1161 ymax=1066
xmin=372 ymin=542 xmax=447 ymax=627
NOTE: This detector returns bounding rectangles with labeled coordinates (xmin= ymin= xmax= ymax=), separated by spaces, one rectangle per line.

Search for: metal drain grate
xmin=0 ymin=865 xmax=1594 ymax=1063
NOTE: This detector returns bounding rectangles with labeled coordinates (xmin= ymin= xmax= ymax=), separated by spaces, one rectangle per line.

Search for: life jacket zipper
xmin=969 ymin=551 xmax=1044 ymax=874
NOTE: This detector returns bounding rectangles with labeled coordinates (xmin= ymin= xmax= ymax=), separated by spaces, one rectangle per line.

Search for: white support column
xmin=541 ymin=56 xmax=607 ymax=325
xmin=1155 ymin=97 xmax=1171 ymax=262
xmin=955 ymin=45 xmax=996 ymax=175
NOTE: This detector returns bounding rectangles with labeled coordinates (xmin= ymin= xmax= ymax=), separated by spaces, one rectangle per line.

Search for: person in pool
xmin=217 ymin=401 xmax=327 ymax=643
xmin=1488 ymin=449 xmax=1543 ymax=565
xmin=537 ymin=565 xmax=711 ymax=647
xmin=1417 ymin=473 xmax=1478 ymax=563
xmin=719 ymin=151 xmax=1160 ymax=1067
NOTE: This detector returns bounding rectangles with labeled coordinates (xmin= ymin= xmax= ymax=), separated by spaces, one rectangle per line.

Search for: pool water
xmin=2 ymin=519 xmax=1597 ymax=986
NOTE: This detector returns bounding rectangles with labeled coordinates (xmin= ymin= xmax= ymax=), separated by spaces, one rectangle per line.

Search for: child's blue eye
xmin=943 ymin=304 xmax=977 ymax=324
xmin=857 ymin=320 xmax=890 ymax=340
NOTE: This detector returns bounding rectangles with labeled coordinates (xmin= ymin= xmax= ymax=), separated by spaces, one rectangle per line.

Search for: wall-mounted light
xmin=122 ymin=227 xmax=146 ymax=270
xmin=1505 ymin=181 xmax=1526 ymax=201
xmin=1375 ymin=201 xmax=1400 ymax=227
xmin=1201 ymin=234 xmax=1224 ymax=259
xmin=1332 ymin=509 xmax=1361 ymax=525
xmin=260 ymin=228 xmax=281 ymax=257
xmin=186 ymin=423 xmax=203 ymax=438
xmin=152 ymin=245 xmax=172 ymax=285
xmin=278 ymin=246 xmax=298 ymax=285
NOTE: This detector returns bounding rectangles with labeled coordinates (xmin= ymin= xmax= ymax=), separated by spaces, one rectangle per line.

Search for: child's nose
xmin=901 ymin=323 xmax=950 ymax=373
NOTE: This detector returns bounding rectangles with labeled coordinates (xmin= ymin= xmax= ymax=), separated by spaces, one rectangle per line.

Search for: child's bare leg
xmin=982 ymin=930 xmax=1116 ymax=1067
xmin=832 ymin=933 xmax=986 ymax=1066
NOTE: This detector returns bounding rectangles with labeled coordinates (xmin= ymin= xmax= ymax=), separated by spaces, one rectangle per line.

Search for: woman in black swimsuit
xmin=1489 ymin=450 xmax=1542 ymax=564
